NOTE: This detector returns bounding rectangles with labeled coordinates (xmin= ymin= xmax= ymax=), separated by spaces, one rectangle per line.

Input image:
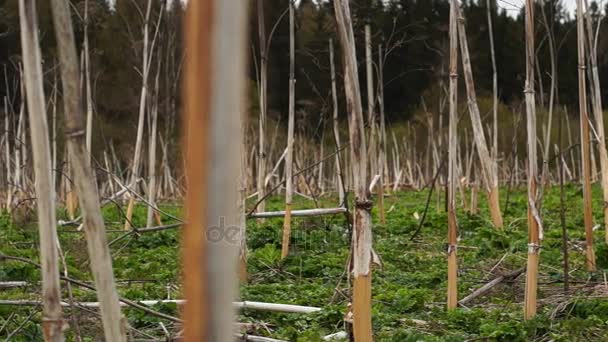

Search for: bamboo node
xmin=527 ymin=243 xmax=541 ymax=254
xmin=355 ymin=199 xmax=373 ymax=210
xmin=447 ymin=244 xmax=457 ymax=254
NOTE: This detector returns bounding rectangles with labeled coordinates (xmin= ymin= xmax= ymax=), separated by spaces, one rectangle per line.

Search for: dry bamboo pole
xmin=51 ymin=74 xmax=58 ymax=193
xmin=583 ymin=0 xmax=608 ymax=245
xmin=523 ymin=0 xmax=542 ymax=320
xmin=539 ymin=2 xmax=557 ymax=190
xmin=4 ymin=98 xmax=11 ymax=211
xmin=239 ymin=101 xmax=248 ymax=282
xmin=577 ymin=0 xmax=596 ymax=272
xmin=456 ymin=5 xmax=503 ymax=228
xmin=83 ymin=0 xmax=93 ymax=165
xmin=334 ymin=0 xmax=373 ymax=340
xmin=146 ymin=60 xmax=161 ymax=228
xmin=318 ymin=128 xmax=325 ymax=194
xmin=377 ymin=43 xmax=386 ymax=225
xmin=14 ymin=76 xmax=24 ymax=204
xmin=329 ymin=38 xmax=345 ymax=206
xmin=365 ymin=24 xmax=377 ymax=179
xmin=49 ymin=0 xmax=127 ymax=339
xmin=487 ymin=0 xmax=498 ymax=161
xmin=447 ymin=0 xmax=459 ymax=311
xmin=125 ymin=0 xmax=153 ymax=230
xmin=182 ymin=0 xmax=248 ymax=338
xmin=257 ymin=0 xmax=268 ymax=215
xmin=281 ymin=1 xmax=296 ymax=260
xmin=18 ymin=2 xmax=64 ymax=339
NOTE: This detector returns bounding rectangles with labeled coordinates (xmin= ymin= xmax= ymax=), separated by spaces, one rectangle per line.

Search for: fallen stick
xmin=0 ymin=299 xmax=322 ymax=314
xmin=0 ymin=254 xmax=181 ymax=322
xmin=323 ymin=331 xmax=348 ymax=341
xmin=248 ymin=207 xmax=347 ymax=219
xmin=235 ymin=301 xmax=321 ymax=313
xmin=236 ymin=333 xmax=287 ymax=342
xmin=0 ymin=281 xmax=27 ymax=289
xmin=459 ymin=267 xmax=525 ymax=306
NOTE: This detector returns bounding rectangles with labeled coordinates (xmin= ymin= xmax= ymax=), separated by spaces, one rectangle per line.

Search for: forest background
xmin=0 ymin=0 xmax=605 ymax=175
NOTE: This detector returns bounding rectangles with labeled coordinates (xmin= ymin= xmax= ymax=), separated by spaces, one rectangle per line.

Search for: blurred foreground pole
xmin=182 ymin=0 xmax=249 ymax=340
xmin=19 ymin=1 xmax=64 ymax=340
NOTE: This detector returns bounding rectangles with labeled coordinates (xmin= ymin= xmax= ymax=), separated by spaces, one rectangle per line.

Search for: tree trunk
xmin=18 ymin=1 xmax=64 ymax=339
xmin=49 ymin=0 xmax=126 ymax=339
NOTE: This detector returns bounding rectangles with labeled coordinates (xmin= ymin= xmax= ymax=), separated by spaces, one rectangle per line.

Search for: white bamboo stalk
xmin=447 ymin=0 xmax=459 ymax=310
xmin=365 ymin=24 xmax=377 ymax=176
xmin=3 ymin=98 xmax=11 ymax=210
xmin=124 ymin=0 xmax=154 ymax=230
xmin=583 ymin=0 xmax=608 ymax=244
xmin=281 ymin=1 xmax=296 ymax=260
xmin=50 ymin=0 xmax=126 ymax=339
xmin=329 ymin=38 xmax=345 ymax=205
xmin=18 ymin=2 xmax=64 ymax=339
xmin=456 ymin=5 xmax=503 ymax=228
xmin=83 ymin=0 xmax=93 ymax=165
xmin=523 ymin=0 xmax=542 ymax=320
xmin=146 ymin=60 xmax=161 ymax=227
xmin=487 ymin=0 xmax=498 ymax=161
xmin=0 ymin=300 xmax=321 ymax=314
xmin=334 ymin=1 xmax=373 ymax=340
xmin=257 ymin=0 xmax=268 ymax=214
xmin=577 ymin=0 xmax=596 ymax=272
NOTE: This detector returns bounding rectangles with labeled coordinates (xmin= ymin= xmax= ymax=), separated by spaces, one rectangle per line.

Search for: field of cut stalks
xmin=2 ymin=186 xmax=608 ymax=341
